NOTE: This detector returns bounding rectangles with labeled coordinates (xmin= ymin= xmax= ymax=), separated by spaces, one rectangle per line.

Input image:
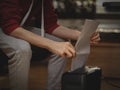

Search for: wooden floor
xmin=87 ymin=42 xmax=120 ymax=90
xmin=0 ymin=42 xmax=120 ymax=90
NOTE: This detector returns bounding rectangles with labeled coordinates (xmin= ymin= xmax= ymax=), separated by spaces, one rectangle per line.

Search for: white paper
xmin=71 ymin=19 xmax=99 ymax=71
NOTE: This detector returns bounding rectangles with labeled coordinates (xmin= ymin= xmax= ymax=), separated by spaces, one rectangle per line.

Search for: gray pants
xmin=0 ymin=27 xmax=67 ymax=90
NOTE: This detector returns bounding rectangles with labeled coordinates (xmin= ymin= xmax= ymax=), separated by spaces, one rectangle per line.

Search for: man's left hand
xmin=90 ymin=32 xmax=100 ymax=44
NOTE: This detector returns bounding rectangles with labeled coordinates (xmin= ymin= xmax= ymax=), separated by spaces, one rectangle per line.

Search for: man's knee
xmin=8 ymin=42 xmax=32 ymax=63
xmin=55 ymin=37 xmax=65 ymax=42
xmin=17 ymin=44 xmax=32 ymax=58
xmin=46 ymin=34 xmax=66 ymax=42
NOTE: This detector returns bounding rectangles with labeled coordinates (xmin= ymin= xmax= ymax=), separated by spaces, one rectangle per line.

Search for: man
xmin=0 ymin=0 xmax=100 ymax=90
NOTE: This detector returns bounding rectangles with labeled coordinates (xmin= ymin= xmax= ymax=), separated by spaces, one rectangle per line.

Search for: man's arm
xmin=52 ymin=25 xmax=100 ymax=44
xmin=52 ymin=26 xmax=81 ymax=41
xmin=10 ymin=27 xmax=76 ymax=58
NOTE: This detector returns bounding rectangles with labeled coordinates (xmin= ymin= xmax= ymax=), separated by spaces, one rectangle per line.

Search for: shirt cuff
xmin=3 ymin=23 xmax=20 ymax=35
xmin=46 ymin=24 xmax=60 ymax=34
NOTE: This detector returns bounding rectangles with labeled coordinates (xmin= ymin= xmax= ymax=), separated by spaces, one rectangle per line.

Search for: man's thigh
xmin=0 ymin=28 xmax=31 ymax=57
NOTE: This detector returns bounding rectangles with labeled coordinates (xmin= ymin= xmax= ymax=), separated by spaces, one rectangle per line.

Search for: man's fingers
xmin=91 ymin=32 xmax=100 ymax=41
xmin=67 ymin=42 xmax=76 ymax=57
xmin=60 ymin=46 xmax=76 ymax=58
xmin=67 ymin=46 xmax=76 ymax=57
xmin=64 ymin=49 xmax=73 ymax=58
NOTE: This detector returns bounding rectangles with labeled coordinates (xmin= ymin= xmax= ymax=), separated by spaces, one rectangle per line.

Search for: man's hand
xmin=90 ymin=32 xmax=100 ymax=44
xmin=48 ymin=41 xmax=76 ymax=58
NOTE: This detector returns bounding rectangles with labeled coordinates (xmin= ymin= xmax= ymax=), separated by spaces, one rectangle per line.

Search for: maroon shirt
xmin=0 ymin=0 xmax=59 ymax=34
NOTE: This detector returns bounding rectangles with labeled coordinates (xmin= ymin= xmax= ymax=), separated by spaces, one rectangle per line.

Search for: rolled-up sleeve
xmin=44 ymin=0 xmax=60 ymax=34
xmin=0 ymin=0 xmax=21 ymax=34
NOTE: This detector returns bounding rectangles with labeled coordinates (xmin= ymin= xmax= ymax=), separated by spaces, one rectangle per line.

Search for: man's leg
xmin=28 ymin=27 xmax=67 ymax=90
xmin=0 ymin=30 xmax=32 ymax=90
xmin=45 ymin=34 xmax=67 ymax=90
xmin=47 ymin=54 xmax=67 ymax=90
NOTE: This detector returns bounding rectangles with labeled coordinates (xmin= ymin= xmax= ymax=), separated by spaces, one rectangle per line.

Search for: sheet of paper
xmin=71 ymin=19 xmax=99 ymax=71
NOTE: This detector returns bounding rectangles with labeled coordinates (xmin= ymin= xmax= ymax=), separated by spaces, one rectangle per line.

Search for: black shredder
xmin=61 ymin=66 xmax=102 ymax=90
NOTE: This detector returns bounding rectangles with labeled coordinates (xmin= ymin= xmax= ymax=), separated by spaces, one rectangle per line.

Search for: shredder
xmin=61 ymin=66 xmax=102 ymax=90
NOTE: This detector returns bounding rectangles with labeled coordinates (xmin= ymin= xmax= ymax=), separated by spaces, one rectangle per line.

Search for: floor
xmin=0 ymin=42 xmax=120 ymax=90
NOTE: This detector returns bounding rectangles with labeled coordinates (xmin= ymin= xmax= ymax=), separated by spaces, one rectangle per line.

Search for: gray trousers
xmin=0 ymin=27 xmax=67 ymax=90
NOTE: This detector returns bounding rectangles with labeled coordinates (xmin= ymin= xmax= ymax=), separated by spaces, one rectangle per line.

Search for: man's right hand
xmin=47 ymin=41 xmax=76 ymax=58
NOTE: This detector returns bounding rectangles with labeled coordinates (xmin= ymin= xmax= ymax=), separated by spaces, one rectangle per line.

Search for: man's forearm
xmin=9 ymin=26 xmax=78 ymax=58
xmin=10 ymin=27 xmax=55 ymax=49
xmin=52 ymin=26 xmax=81 ymax=41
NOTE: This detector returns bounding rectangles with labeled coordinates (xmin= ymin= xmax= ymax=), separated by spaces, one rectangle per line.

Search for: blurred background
xmin=0 ymin=0 xmax=120 ymax=90
xmin=54 ymin=0 xmax=120 ymax=42
xmin=55 ymin=0 xmax=120 ymax=90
